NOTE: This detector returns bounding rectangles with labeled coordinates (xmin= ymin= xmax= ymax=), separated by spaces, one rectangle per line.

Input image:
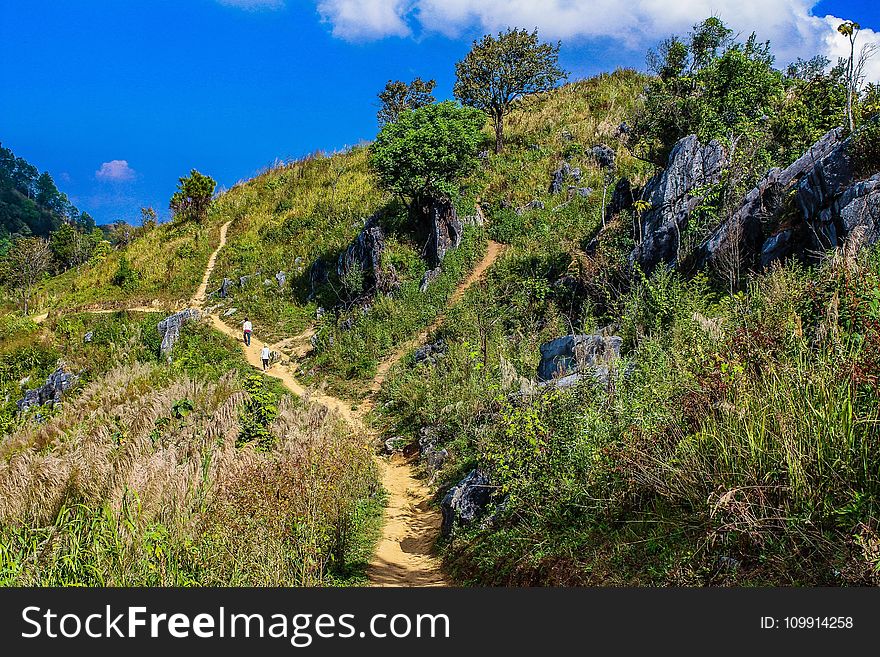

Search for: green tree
xmin=377 ymin=77 xmax=436 ymax=126
xmin=139 ymin=206 xmax=158 ymax=230
xmin=169 ymin=169 xmax=215 ymax=223
xmin=369 ymin=101 xmax=485 ymax=209
xmin=2 ymin=237 xmax=51 ymax=314
xmin=454 ymin=28 xmax=566 ymax=153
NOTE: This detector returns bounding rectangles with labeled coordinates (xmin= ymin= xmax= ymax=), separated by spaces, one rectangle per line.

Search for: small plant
xmin=112 ymin=256 xmax=140 ymax=291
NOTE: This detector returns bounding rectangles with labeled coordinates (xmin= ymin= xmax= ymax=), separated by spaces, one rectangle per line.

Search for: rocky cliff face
xmin=158 ymin=308 xmax=200 ymax=357
xmin=630 ymin=135 xmax=727 ymax=274
xmin=642 ymin=125 xmax=880 ymax=275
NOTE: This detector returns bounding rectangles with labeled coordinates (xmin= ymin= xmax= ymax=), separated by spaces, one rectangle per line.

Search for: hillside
xmin=3 ymin=17 xmax=880 ymax=588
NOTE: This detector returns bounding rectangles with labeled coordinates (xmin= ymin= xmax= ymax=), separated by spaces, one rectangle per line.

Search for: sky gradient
xmin=1 ymin=0 xmax=877 ymax=225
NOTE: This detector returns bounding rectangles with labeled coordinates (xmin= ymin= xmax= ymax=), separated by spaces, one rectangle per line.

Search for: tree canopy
xmin=377 ymin=77 xmax=437 ymax=126
xmin=369 ymin=101 xmax=485 ymax=205
xmin=170 ymin=169 xmax=216 ymax=223
xmin=454 ymin=28 xmax=566 ymax=153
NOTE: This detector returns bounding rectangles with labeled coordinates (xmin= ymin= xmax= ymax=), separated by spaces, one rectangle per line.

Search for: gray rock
xmin=338 ymin=213 xmax=398 ymax=295
xmin=549 ymin=162 xmax=580 ymax=195
xmin=631 ymin=135 xmax=727 ymax=274
xmin=525 ymin=199 xmax=545 ymax=210
xmin=760 ymin=230 xmax=794 ymax=268
xmin=17 ymin=366 xmax=77 ymax=411
xmin=158 ymin=308 xmax=200 ymax=357
xmin=424 ymin=197 xmax=462 ymax=266
xmin=275 ymin=271 xmax=286 ymax=288
xmin=308 ymin=259 xmax=328 ymax=299
xmin=441 ymin=469 xmax=492 ymax=536
xmin=695 ymin=127 xmax=845 ymax=270
xmin=605 ymin=177 xmax=638 ymax=223
xmin=263 ymin=279 xmax=273 ymax=287
xmin=384 ymin=436 xmax=408 ymax=453
xmin=568 ymin=186 xmax=593 ymax=199
xmin=420 ymin=266 xmax=442 ymax=293
xmin=223 ymin=307 xmax=237 ymax=317
xmin=419 ymin=425 xmax=449 ymax=477
xmin=537 ymin=334 xmax=623 ymax=381
xmin=591 ymin=144 xmax=616 ymax=169
xmin=83 ymin=331 xmax=94 ymax=343
xmin=461 ymin=203 xmax=486 ymax=227
xmin=219 ymin=277 xmax=232 ymax=298
xmin=412 ymin=339 xmax=446 ymax=366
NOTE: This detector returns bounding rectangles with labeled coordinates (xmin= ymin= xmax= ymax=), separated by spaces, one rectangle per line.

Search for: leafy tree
xmin=786 ymin=55 xmax=830 ymax=81
xmin=377 ymin=77 xmax=436 ymax=126
xmin=369 ymin=101 xmax=485 ymax=208
xmin=139 ymin=206 xmax=158 ymax=230
xmin=2 ymin=237 xmax=51 ymax=314
xmin=112 ymin=256 xmax=139 ymax=291
xmin=454 ymin=28 xmax=566 ymax=153
xmin=49 ymin=223 xmax=97 ymax=271
xmin=169 ymin=169 xmax=215 ymax=223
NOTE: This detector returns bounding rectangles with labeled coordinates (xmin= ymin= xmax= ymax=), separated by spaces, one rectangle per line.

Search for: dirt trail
xmin=27 ymin=219 xmax=503 ymax=588
xmin=370 ymin=239 xmax=505 ymax=394
xmin=192 ymin=220 xmax=233 ymax=305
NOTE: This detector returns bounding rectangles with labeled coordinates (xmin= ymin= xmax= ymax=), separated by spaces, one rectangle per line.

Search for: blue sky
xmin=1 ymin=0 xmax=877 ymax=225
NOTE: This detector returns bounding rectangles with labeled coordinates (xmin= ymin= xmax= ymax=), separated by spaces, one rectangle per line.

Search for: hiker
xmin=242 ymin=317 xmax=252 ymax=346
xmin=260 ymin=345 xmax=271 ymax=371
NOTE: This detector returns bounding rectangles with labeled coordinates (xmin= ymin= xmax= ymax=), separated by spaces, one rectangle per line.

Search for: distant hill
xmin=0 ymin=143 xmax=94 ymax=248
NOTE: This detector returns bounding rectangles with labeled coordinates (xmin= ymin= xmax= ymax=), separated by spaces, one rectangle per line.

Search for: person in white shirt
xmin=242 ymin=317 xmax=253 ymax=346
xmin=260 ymin=345 xmax=271 ymax=371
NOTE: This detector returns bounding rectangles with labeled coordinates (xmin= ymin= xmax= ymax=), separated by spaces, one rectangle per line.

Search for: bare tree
xmin=838 ymin=21 xmax=864 ymax=131
xmin=4 ymin=237 xmax=51 ymax=315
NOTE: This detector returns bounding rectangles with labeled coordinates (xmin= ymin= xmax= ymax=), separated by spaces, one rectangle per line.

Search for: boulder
xmin=425 ymin=197 xmax=462 ymax=266
xmin=549 ymin=162 xmax=581 ymax=194
xmin=441 ymin=469 xmax=492 ymax=536
xmin=157 ymin=308 xmax=200 ymax=357
xmin=223 ymin=307 xmax=237 ymax=317
xmin=591 ymin=144 xmax=616 ymax=169
xmin=308 ymin=259 xmax=329 ymax=299
xmin=338 ymin=214 xmax=399 ymax=294
xmin=461 ymin=203 xmax=486 ymax=227
xmin=631 ymin=135 xmax=727 ymax=274
xmin=605 ymin=177 xmax=638 ymax=223
xmin=412 ymin=339 xmax=446 ymax=366
xmin=83 ymin=331 xmax=94 ymax=344
xmin=218 ymin=278 xmax=232 ymax=298
xmin=694 ymin=127 xmax=845 ymax=271
xmin=420 ymin=267 xmax=442 ymax=293
xmin=419 ymin=426 xmax=449 ymax=477
xmin=17 ymin=366 xmax=77 ymax=411
xmin=568 ymin=186 xmax=593 ymax=199
xmin=537 ymin=334 xmax=623 ymax=381
xmin=275 ymin=271 xmax=286 ymax=288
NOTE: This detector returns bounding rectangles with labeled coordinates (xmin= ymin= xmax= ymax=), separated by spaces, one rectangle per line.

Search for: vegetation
xmin=377 ymin=77 xmax=437 ymax=126
xmin=0 ymin=313 xmax=380 ymax=586
xmin=455 ymin=28 xmax=566 ymax=154
xmin=170 ymin=169 xmax=216 ymax=224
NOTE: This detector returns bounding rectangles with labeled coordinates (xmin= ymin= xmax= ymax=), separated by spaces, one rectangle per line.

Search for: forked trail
xmin=32 ymin=218 xmax=505 ymax=587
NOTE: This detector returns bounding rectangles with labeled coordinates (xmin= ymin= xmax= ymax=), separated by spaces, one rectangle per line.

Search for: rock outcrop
xmin=693 ymin=127 xmax=845 ymax=271
xmin=17 ymin=366 xmax=77 ymax=411
xmin=338 ymin=214 xmax=398 ymax=295
xmin=549 ymin=162 xmax=582 ymax=195
xmin=631 ymin=135 xmax=727 ymax=274
xmin=441 ymin=469 xmax=492 ymax=536
xmin=605 ymin=177 xmax=638 ymax=224
xmin=692 ymin=125 xmax=880 ymax=271
xmin=537 ymin=334 xmax=623 ymax=382
xmin=158 ymin=308 xmax=200 ymax=357
xmin=425 ymin=197 xmax=462 ymax=266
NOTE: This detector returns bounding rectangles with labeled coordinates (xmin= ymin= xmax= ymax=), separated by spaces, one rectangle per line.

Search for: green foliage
xmin=454 ymin=27 xmax=566 ymax=153
xmin=237 ymin=374 xmax=278 ymax=449
xmin=377 ymin=77 xmax=436 ymax=126
xmin=370 ymin=101 xmax=486 ymax=204
xmin=170 ymin=169 xmax=216 ymax=224
xmin=851 ymin=118 xmax=880 ymax=179
xmin=111 ymin=256 xmax=140 ymax=291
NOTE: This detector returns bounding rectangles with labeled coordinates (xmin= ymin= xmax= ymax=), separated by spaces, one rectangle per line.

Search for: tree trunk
xmin=494 ymin=117 xmax=504 ymax=154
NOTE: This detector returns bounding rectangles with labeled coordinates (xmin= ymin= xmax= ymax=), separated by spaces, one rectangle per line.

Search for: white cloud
xmin=314 ymin=0 xmax=880 ymax=82
xmin=95 ymin=160 xmax=136 ymax=182
xmin=216 ymin=0 xmax=285 ymax=10
xmin=317 ymin=0 xmax=413 ymax=40
xmin=820 ymin=15 xmax=880 ymax=84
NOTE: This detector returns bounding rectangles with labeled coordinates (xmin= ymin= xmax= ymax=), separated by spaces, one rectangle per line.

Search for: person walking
xmin=260 ymin=344 xmax=271 ymax=371
xmin=242 ymin=317 xmax=252 ymax=346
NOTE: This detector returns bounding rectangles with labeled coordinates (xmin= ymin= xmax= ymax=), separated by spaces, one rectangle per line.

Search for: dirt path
xmin=370 ymin=239 xmax=505 ymax=394
xmin=28 ymin=219 xmax=502 ymax=588
xmin=192 ymin=220 xmax=233 ymax=305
